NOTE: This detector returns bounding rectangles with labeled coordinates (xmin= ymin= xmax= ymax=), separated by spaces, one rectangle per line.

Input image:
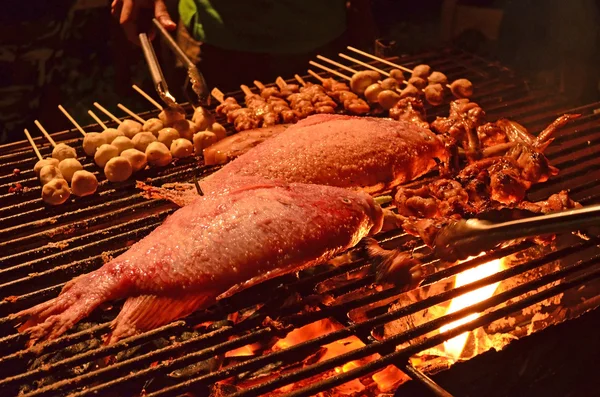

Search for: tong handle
xmin=434 ymin=203 xmax=600 ymax=261
xmin=139 ymin=32 xmax=169 ymax=95
xmin=152 ymin=19 xmax=194 ymax=69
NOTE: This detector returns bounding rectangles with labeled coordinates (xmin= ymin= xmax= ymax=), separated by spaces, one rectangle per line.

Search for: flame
xmin=439 ymin=257 xmax=504 ymax=360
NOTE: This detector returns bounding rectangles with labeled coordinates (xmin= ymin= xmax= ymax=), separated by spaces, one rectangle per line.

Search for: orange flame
xmin=439 ymin=256 xmax=505 ymax=360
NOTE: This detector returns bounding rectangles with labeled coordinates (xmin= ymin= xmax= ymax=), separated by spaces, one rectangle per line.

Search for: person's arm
xmin=111 ymin=0 xmax=176 ymax=44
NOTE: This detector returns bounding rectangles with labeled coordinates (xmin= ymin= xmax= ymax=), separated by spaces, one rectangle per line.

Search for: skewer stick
xmin=132 ymin=84 xmax=163 ymax=110
xmin=316 ymin=55 xmax=358 ymax=74
xmin=240 ymin=84 xmax=254 ymax=97
xmin=253 ymin=80 xmax=266 ymax=91
xmin=88 ymin=110 xmax=108 ymax=130
xmin=308 ymin=61 xmax=352 ymax=81
xmin=338 ymin=53 xmax=389 ymax=76
xmin=347 ymin=46 xmax=412 ymax=73
xmin=24 ymin=129 xmax=43 ymax=161
xmin=211 ymin=88 xmax=225 ymax=104
xmin=295 ymin=74 xmax=308 ymax=86
xmin=34 ymin=120 xmax=56 ymax=147
xmin=93 ymin=102 xmax=122 ymax=125
xmin=117 ymin=104 xmax=146 ymax=123
xmin=58 ymin=105 xmax=86 ymax=137
xmin=307 ymin=70 xmax=324 ymax=83
xmin=275 ymin=77 xmax=288 ymax=89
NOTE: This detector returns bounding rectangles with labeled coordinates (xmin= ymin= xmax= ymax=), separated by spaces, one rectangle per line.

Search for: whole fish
xmin=15 ymin=179 xmax=383 ymax=343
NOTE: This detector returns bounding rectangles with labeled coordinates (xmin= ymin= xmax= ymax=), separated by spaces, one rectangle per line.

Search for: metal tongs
xmin=141 ymin=19 xmax=210 ymax=108
xmin=433 ymin=204 xmax=600 ymax=262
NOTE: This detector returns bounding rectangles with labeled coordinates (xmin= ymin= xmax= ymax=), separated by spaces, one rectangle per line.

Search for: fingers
xmin=120 ymin=0 xmax=141 ymax=44
xmin=154 ymin=0 xmax=176 ymax=31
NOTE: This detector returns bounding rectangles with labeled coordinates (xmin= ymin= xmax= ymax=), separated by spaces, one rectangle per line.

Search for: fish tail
xmin=107 ymin=292 xmax=216 ymax=344
xmin=11 ymin=272 xmax=113 ymax=345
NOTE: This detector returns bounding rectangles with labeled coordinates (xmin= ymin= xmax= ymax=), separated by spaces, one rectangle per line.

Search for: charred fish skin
xmin=14 ymin=180 xmax=383 ymax=344
xmin=201 ymin=114 xmax=448 ymax=195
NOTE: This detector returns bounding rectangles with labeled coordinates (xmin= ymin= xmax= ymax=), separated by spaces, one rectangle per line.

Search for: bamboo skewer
xmin=347 ymin=46 xmax=412 ymax=73
xmin=88 ymin=110 xmax=108 ymax=130
xmin=34 ymin=120 xmax=57 ymax=147
xmin=308 ymin=61 xmax=352 ymax=81
xmin=211 ymin=88 xmax=225 ymax=104
xmin=275 ymin=76 xmax=288 ymax=89
xmin=316 ymin=55 xmax=358 ymax=75
xmin=93 ymin=102 xmax=122 ymax=125
xmin=58 ymin=105 xmax=86 ymax=137
xmin=253 ymin=80 xmax=266 ymax=91
xmin=132 ymin=84 xmax=163 ymax=110
xmin=294 ymin=74 xmax=308 ymax=86
xmin=337 ymin=53 xmax=388 ymax=76
xmin=306 ymin=70 xmax=324 ymax=83
xmin=24 ymin=129 xmax=43 ymax=161
xmin=240 ymin=85 xmax=254 ymax=97
xmin=117 ymin=104 xmax=146 ymax=123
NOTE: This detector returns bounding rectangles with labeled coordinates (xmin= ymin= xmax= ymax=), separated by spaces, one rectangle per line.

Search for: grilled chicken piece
xmin=200 ymin=114 xmax=448 ymax=195
xmin=389 ymin=97 xmax=429 ymax=129
xmin=15 ymin=180 xmax=383 ymax=344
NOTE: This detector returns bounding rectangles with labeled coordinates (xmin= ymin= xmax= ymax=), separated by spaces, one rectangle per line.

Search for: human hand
xmin=111 ymin=0 xmax=176 ymax=44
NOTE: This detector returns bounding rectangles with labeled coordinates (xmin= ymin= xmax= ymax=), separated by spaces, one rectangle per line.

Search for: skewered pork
xmin=15 ymin=180 xmax=383 ymax=343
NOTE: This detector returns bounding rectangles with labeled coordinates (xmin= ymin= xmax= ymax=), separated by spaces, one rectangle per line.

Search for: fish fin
xmin=108 ymin=293 xmax=215 ymax=344
xmin=363 ymin=238 xmax=425 ymax=289
xmin=12 ymin=273 xmax=109 ymax=345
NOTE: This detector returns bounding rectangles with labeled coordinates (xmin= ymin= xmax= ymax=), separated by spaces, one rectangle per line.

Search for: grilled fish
xmin=15 ymin=179 xmax=383 ymax=343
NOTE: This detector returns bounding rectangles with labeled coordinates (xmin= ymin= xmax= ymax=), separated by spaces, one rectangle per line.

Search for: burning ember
xmin=439 ymin=256 xmax=505 ymax=360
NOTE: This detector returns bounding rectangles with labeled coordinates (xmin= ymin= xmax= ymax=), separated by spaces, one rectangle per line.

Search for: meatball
xmin=350 ymin=70 xmax=381 ymax=95
xmin=407 ymin=76 xmax=427 ymax=90
xmin=380 ymin=77 xmax=399 ymax=90
xmin=424 ymin=84 xmax=445 ymax=106
xmin=142 ymin=118 xmax=164 ymax=136
xmin=172 ymin=119 xmax=194 ymax=141
xmin=364 ymin=83 xmax=384 ymax=104
xmin=400 ymin=84 xmax=421 ymax=98
xmin=412 ymin=64 xmax=431 ymax=79
xmin=428 ymin=71 xmax=448 ymax=86
xmin=132 ymin=131 xmax=157 ymax=152
xmin=52 ymin=143 xmax=77 ymax=161
xmin=101 ymin=128 xmax=124 ymax=144
xmin=42 ymin=178 xmax=70 ymax=205
xmin=389 ymin=69 xmax=405 ymax=84
xmin=158 ymin=108 xmax=186 ymax=127
xmin=39 ymin=164 xmax=63 ymax=186
xmin=450 ymin=79 xmax=474 ymax=99
xmin=157 ymin=128 xmax=180 ymax=148
xmin=117 ymin=119 xmax=143 ymax=138
xmin=193 ymin=131 xmax=217 ymax=155
xmin=71 ymin=170 xmax=98 ymax=197
xmin=82 ymin=132 xmax=107 ymax=156
xmin=58 ymin=158 xmax=83 ymax=183
xmin=145 ymin=141 xmax=172 ymax=166
xmin=94 ymin=144 xmax=119 ymax=167
xmin=121 ymin=148 xmax=147 ymax=173
xmin=104 ymin=157 xmax=132 ymax=182
xmin=377 ymin=90 xmax=401 ymax=110
xmin=111 ymin=136 xmax=135 ymax=154
xmin=34 ymin=158 xmax=59 ymax=176
xmin=191 ymin=107 xmax=215 ymax=131
xmin=170 ymin=138 xmax=194 ymax=158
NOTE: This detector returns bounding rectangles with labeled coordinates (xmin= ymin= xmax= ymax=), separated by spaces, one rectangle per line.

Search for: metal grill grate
xmin=0 ymin=48 xmax=599 ymax=397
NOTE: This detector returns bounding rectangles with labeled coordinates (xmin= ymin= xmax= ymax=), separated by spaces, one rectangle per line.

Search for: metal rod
xmin=400 ymin=362 xmax=455 ymax=397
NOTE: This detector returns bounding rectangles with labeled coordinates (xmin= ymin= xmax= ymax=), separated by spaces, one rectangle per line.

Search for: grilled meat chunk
xmin=15 ymin=180 xmax=383 ymax=344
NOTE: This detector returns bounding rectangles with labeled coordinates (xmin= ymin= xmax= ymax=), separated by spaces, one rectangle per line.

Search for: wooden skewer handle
xmin=88 ymin=110 xmax=108 ymax=130
xmin=295 ymin=74 xmax=309 ymax=86
xmin=58 ymin=105 xmax=86 ymax=137
xmin=316 ymin=55 xmax=358 ymax=74
xmin=211 ymin=88 xmax=225 ymax=104
xmin=308 ymin=61 xmax=351 ymax=81
xmin=94 ymin=102 xmax=122 ymax=125
xmin=132 ymin=84 xmax=163 ymax=111
xmin=347 ymin=46 xmax=412 ymax=73
xmin=23 ymin=129 xmax=43 ymax=160
xmin=306 ymin=70 xmax=323 ymax=83
xmin=240 ymin=84 xmax=254 ymax=97
xmin=34 ymin=120 xmax=56 ymax=147
xmin=117 ymin=104 xmax=146 ymax=123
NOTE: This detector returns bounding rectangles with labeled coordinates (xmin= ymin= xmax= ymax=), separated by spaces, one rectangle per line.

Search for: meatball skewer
xmin=345 ymin=47 xmax=474 ymax=100
xmin=94 ymin=102 xmax=143 ymax=140
xmin=23 ymin=128 xmax=72 ymax=205
xmin=58 ymin=105 xmax=107 ymax=157
xmin=88 ymin=110 xmax=125 ymax=144
xmin=34 ymin=120 xmax=77 ymax=162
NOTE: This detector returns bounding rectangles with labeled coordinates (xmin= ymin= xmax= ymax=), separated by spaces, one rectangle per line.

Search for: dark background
xmin=1 ymin=0 xmax=599 ymax=143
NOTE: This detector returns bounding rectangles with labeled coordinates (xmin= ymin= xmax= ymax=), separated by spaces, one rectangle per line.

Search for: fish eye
xmin=341 ymin=198 xmax=352 ymax=204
